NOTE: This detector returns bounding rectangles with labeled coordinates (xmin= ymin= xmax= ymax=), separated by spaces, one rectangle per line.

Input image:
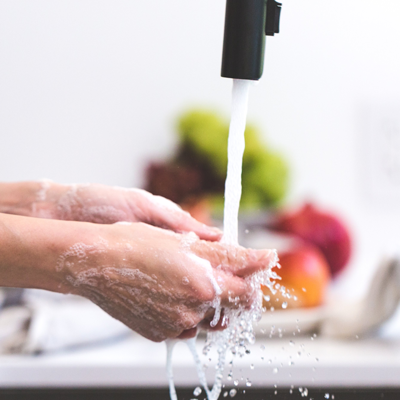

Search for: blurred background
xmin=2 ymin=0 xmax=400 ymax=298
xmin=1 ymin=0 xmax=400 ymax=389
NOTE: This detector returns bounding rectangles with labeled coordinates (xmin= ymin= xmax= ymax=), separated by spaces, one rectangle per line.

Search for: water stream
xmin=166 ymin=79 xmax=278 ymax=400
xmin=222 ymin=79 xmax=251 ymax=246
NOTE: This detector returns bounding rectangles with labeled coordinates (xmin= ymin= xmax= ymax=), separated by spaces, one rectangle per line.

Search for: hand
xmin=26 ymin=181 xmax=221 ymax=241
xmin=58 ymin=222 xmax=275 ymax=342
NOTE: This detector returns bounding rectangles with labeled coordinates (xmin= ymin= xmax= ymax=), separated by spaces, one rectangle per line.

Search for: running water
xmin=166 ymin=340 xmax=178 ymax=400
xmin=166 ymin=79 xmax=278 ymax=400
xmin=222 ymin=79 xmax=251 ymax=245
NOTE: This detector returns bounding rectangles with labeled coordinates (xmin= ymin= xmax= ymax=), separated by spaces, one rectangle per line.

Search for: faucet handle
xmin=266 ymin=0 xmax=282 ymax=36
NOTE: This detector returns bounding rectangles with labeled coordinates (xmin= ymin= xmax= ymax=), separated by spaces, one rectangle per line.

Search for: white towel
xmin=321 ymin=257 xmax=400 ymax=338
xmin=0 ymin=291 xmax=132 ymax=354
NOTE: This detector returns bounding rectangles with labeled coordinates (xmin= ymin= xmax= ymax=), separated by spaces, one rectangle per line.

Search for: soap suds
xmin=36 ymin=179 xmax=52 ymax=201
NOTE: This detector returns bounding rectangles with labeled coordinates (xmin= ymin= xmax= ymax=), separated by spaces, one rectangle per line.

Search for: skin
xmin=0 ymin=181 xmax=275 ymax=342
xmin=0 ymin=181 xmax=222 ymax=241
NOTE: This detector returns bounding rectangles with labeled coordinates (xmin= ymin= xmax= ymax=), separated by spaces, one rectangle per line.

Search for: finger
xmin=191 ymin=241 xmax=277 ymax=277
xmin=214 ymin=270 xmax=255 ymax=308
xmin=147 ymin=196 xmax=222 ymax=241
xmin=199 ymin=310 xmax=229 ymax=331
xmin=177 ymin=327 xmax=198 ymax=339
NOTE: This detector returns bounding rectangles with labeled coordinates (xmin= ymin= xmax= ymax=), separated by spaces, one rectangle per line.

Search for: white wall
xmin=1 ymin=0 xmax=400 ymax=297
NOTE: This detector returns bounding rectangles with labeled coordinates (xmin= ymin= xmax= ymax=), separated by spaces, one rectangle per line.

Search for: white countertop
xmin=1 ymin=334 xmax=400 ymax=389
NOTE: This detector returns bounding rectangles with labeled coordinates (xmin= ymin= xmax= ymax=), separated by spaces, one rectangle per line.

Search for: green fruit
xmin=178 ymin=110 xmax=229 ymax=176
xmin=243 ymin=150 xmax=289 ymax=208
xmin=177 ymin=109 xmax=290 ymax=210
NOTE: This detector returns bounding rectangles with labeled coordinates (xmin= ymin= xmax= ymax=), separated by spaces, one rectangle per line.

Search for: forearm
xmin=0 ymin=212 xmax=93 ymax=293
xmin=0 ymin=181 xmax=69 ymax=219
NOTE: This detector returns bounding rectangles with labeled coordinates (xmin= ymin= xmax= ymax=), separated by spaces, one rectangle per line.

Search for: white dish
xmin=255 ymin=306 xmax=328 ymax=336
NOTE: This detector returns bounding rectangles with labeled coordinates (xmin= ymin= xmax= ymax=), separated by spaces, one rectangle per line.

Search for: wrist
xmin=0 ymin=213 xmax=99 ymax=294
xmin=0 ymin=181 xmax=41 ymax=216
xmin=0 ymin=180 xmax=71 ymax=219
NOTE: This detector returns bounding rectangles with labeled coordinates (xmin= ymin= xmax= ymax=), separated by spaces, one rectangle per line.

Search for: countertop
xmin=1 ymin=334 xmax=400 ymax=389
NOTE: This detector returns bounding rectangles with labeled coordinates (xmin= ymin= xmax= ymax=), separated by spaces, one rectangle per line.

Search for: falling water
xmin=166 ymin=79 xmax=278 ymax=400
xmin=222 ymin=79 xmax=251 ymax=245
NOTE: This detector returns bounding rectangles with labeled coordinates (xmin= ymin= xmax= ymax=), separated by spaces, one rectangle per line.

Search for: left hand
xmin=26 ymin=181 xmax=222 ymax=241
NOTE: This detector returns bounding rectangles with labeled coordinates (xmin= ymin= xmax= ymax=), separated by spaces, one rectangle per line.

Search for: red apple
xmin=268 ymin=203 xmax=352 ymax=277
xmin=263 ymin=245 xmax=331 ymax=309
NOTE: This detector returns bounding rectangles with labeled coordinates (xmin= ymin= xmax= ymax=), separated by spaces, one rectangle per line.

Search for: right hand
xmin=58 ymin=222 xmax=275 ymax=342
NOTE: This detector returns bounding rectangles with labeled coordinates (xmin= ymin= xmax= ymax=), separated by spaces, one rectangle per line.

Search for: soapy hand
xmin=59 ymin=222 xmax=275 ymax=342
xmin=29 ymin=181 xmax=221 ymax=241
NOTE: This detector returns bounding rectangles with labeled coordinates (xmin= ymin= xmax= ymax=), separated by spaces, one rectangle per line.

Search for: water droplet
xmin=274 ymin=390 xmax=278 ymax=395
xmin=289 ymin=340 xmax=295 ymax=346
xmin=246 ymin=379 xmax=252 ymax=387
xmin=233 ymin=379 xmax=239 ymax=386
xmin=273 ymin=367 xmax=279 ymax=374
xmin=245 ymin=229 xmax=249 ymax=234
xmin=182 ymin=277 xmax=190 ymax=285
xmin=325 ymin=394 xmax=330 ymax=399
xmin=282 ymin=302 xmax=288 ymax=309
xmin=316 ymin=357 xmax=319 ymax=362
xmin=263 ymin=295 xmax=270 ymax=302
xmin=229 ymin=389 xmax=237 ymax=397
xmin=227 ymin=372 xmax=233 ymax=381
xmin=260 ymin=345 xmax=265 ymax=351
xmin=302 ymin=287 xmax=307 ymax=292
xmin=288 ymin=361 xmax=294 ymax=366
xmin=289 ymin=389 xmax=293 ymax=394
xmin=223 ymin=391 xmax=228 ymax=397
xmin=250 ymin=364 xmax=254 ymax=370
xmin=193 ymin=387 xmax=202 ymax=396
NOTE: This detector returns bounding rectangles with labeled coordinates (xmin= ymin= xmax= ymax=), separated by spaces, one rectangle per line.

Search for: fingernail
xmin=207 ymin=226 xmax=223 ymax=236
xmin=249 ymin=249 xmax=273 ymax=263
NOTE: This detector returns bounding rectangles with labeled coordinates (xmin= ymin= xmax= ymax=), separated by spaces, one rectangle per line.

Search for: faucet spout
xmin=221 ymin=0 xmax=282 ymax=81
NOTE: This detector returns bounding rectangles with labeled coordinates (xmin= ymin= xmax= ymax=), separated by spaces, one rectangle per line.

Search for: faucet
xmin=221 ymin=0 xmax=282 ymax=81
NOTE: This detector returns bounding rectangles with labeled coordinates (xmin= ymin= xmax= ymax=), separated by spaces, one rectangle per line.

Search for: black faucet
xmin=221 ymin=0 xmax=282 ymax=81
